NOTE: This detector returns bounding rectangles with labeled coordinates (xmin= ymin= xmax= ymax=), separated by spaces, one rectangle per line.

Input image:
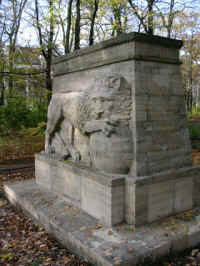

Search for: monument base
xmin=4 ymin=179 xmax=200 ymax=266
xmin=35 ymin=153 xmax=200 ymax=227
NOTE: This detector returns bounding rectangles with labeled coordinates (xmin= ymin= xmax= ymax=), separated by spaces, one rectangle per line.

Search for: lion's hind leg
xmin=45 ymin=96 xmax=63 ymax=154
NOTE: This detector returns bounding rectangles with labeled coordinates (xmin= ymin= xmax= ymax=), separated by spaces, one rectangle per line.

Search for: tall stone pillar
xmin=130 ymin=38 xmax=192 ymax=177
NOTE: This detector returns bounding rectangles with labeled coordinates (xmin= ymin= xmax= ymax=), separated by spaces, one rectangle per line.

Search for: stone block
xmin=81 ymin=178 xmax=125 ymax=226
xmin=193 ymin=175 xmax=200 ymax=206
xmin=174 ymin=178 xmax=193 ymax=213
xmin=148 ymin=181 xmax=174 ymax=222
xmin=35 ymin=159 xmax=51 ymax=191
xmin=35 ymin=153 xmax=125 ymax=227
xmin=125 ymin=166 xmax=200 ymax=226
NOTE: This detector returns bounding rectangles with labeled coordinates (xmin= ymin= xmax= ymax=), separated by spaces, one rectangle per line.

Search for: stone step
xmin=4 ymin=179 xmax=200 ymax=266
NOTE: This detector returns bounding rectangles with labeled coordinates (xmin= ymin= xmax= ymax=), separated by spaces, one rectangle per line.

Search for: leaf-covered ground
xmin=0 ymin=169 xmax=91 ymax=266
xmin=1 ymin=131 xmax=200 ymax=265
xmin=1 ymin=169 xmax=200 ymax=265
xmin=0 ymin=133 xmax=44 ymax=163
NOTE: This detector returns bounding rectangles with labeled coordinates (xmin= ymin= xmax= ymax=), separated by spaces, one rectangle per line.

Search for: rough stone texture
xmin=52 ymin=32 xmax=182 ymax=78
xmin=46 ymin=31 xmax=192 ymax=177
xmin=125 ymin=166 xmax=200 ymax=226
xmin=35 ymin=153 xmax=125 ymax=226
xmin=132 ymin=61 xmax=192 ymax=176
xmin=36 ymin=153 xmax=200 ymax=227
xmin=4 ymin=179 xmax=200 ymax=266
xmin=45 ymin=74 xmax=133 ymax=174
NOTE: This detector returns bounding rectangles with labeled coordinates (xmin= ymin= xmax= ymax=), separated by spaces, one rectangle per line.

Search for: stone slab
xmin=35 ymin=153 xmax=125 ymax=227
xmin=4 ymin=179 xmax=200 ymax=266
xmin=52 ymin=32 xmax=182 ymax=77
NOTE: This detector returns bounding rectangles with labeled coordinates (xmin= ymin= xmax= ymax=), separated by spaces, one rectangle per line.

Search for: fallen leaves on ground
xmin=0 ymin=168 xmax=91 ymax=266
xmin=2 ymin=146 xmax=200 ymax=265
xmin=0 ymin=133 xmax=44 ymax=163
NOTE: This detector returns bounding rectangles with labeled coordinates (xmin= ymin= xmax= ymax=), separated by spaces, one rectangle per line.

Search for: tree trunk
xmin=8 ymin=45 xmax=15 ymax=97
xmin=74 ymin=0 xmax=80 ymax=50
xmin=0 ymin=80 xmax=5 ymax=105
xmin=89 ymin=0 xmax=99 ymax=46
xmin=65 ymin=0 xmax=73 ymax=54
xmin=147 ymin=0 xmax=154 ymax=35
xmin=46 ymin=61 xmax=52 ymax=103
xmin=167 ymin=0 xmax=175 ymax=38
xmin=46 ymin=0 xmax=54 ymax=102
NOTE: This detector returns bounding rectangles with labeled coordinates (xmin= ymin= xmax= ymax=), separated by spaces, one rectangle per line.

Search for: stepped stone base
xmin=35 ymin=153 xmax=125 ymax=227
xmin=35 ymin=153 xmax=200 ymax=227
xmin=4 ymin=179 xmax=200 ymax=266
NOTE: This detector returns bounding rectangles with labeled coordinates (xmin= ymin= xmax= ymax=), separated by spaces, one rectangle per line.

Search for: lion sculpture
xmin=45 ymin=74 xmax=133 ymax=174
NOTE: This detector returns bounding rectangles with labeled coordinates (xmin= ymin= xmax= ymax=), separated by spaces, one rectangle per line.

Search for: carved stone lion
xmin=45 ymin=74 xmax=133 ymax=174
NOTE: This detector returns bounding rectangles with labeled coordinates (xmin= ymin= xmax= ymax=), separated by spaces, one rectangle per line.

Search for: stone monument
xmin=5 ymin=32 xmax=200 ymax=265
xmin=35 ymin=32 xmax=197 ymax=227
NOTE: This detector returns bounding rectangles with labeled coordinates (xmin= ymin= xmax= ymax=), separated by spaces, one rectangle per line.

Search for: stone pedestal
xmin=36 ymin=153 xmax=200 ymax=227
xmin=34 ymin=32 xmax=198 ymax=227
xmin=35 ymin=153 xmax=125 ymax=226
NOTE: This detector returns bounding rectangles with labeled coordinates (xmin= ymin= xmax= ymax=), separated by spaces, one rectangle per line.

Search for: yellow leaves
xmin=96 ymin=224 xmax=103 ymax=229
xmin=0 ymin=253 xmax=13 ymax=260
xmin=185 ymin=211 xmax=194 ymax=218
xmin=89 ymin=224 xmax=103 ymax=230
xmin=126 ymin=225 xmax=134 ymax=231
xmin=80 ymin=226 xmax=87 ymax=231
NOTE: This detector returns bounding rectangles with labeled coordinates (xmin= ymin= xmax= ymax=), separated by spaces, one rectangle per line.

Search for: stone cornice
xmin=53 ymin=32 xmax=183 ymax=65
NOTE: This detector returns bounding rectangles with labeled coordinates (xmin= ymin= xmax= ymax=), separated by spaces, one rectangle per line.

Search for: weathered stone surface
xmin=45 ymin=31 xmax=191 ymax=176
xmin=45 ymin=74 xmax=133 ymax=174
xmin=36 ymin=153 xmax=200 ymax=227
xmin=125 ymin=166 xmax=200 ymax=226
xmin=5 ymin=179 xmax=200 ymax=266
xmin=35 ymin=153 xmax=125 ymax=226
xmin=52 ymin=32 xmax=182 ymax=77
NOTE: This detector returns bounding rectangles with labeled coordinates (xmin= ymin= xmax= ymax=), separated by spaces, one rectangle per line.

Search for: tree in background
xmin=34 ymin=0 xmax=57 ymax=102
xmin=1 ymin=0 xmax=28 ymax=97
xmin=128 ymin=0 xmax=157 ymax=34
xmin=175 ymin=11 xmax=200 ymax=112
xmin=1 ymin=0 xmax=200 ymax=114
xmin=89 ymin=0 xmax=99 ymax=45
